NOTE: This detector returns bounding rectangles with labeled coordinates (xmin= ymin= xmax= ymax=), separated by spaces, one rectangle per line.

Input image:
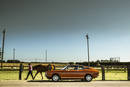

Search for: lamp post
xmin=86 ymin=34 xmax=90 ymax=67
xmin=1 ymin=29 xmax=6 ymax=69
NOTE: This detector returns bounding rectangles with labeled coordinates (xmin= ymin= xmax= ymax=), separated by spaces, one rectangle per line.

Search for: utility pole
xmin=45 ymin=50 xmax=47 ymax=62
xmin=13 ymin=48 xmax=15 ymax=60
xmin=42 ymin=51 xmax=44 ymax=62
xmin=1 ymin=29 xmax=6 ymax=68
xmin=86 ymin=34 xmax=90 ymax=67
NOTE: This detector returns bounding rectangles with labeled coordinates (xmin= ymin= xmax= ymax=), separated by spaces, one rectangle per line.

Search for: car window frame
xmin=61 ymin=65 xmax=89 ymax=70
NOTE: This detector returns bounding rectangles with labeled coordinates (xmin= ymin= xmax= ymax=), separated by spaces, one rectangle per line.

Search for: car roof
xmin=67 ymin=65 xmax=90 ymax=69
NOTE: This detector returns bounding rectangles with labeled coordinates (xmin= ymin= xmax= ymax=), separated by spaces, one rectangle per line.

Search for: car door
xmin=61 ymin=66 xmax=78 ymax=78
xmin=74 ymin=66 xmax=85 ymax=78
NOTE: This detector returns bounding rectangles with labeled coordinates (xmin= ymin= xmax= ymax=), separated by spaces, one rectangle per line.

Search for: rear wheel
xmin=85 ymin=75 xmax=92 ymax=82
xmin=52 ymin=74 xmax=60 ymax=82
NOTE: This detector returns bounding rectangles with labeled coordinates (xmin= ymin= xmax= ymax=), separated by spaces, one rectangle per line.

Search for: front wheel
xmin=52 ymin=74 xmax=60 ymax=82
xmin=85 ymin=75 xmax=92 ymax=82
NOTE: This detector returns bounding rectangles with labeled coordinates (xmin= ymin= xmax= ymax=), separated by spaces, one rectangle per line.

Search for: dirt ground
xmin=0 ymin=80 xmax=130 ymax=87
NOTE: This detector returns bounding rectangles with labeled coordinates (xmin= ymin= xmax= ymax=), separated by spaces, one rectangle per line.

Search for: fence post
xmin=127 ymin=64 xmax=130 ymax=80
xmin=101 ymin=65 xmax=105 ymax=80
xmin=19 ymin=63 xmax=23 ymax=80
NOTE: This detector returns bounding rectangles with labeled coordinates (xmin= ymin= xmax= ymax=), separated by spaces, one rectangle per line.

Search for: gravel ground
xmin=0 ymin=80 xmax=130 ymax=87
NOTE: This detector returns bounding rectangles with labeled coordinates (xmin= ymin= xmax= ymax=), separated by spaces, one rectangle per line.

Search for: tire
xmin=85 ymin=74 xmax=92 ymax=82
xmin=52 ymin=74 xmax=60 ymax=82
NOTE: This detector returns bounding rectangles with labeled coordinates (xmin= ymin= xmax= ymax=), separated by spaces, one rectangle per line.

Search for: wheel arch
xmin=52 ymin=73 xmax=61 ymax=79
xmin=84 ymin=73 xmax=92 ymax=77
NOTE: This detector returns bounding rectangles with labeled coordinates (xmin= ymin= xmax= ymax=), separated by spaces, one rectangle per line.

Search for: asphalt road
xmin=0 ymin=80 xmax=130 ymax=87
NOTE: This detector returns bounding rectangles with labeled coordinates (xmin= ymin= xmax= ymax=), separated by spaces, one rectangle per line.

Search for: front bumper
xmin=45 ymin=72 xmax=52 ymax=79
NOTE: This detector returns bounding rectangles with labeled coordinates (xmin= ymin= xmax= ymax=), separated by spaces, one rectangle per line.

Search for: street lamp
xmin=1 ymin=29 xmax=6 ymax=69
xmin=86 ymin=34 xmax=90 ymax=67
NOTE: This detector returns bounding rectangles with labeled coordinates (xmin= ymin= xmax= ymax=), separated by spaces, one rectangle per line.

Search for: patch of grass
xmin=94 ymin=71 xmax=127 ymax=80
xmin=0 ymin=70 xmax=48 ymax=80
xmin=105 ymin=72 xmax=127 ymax=80
xmin=0 ymin=71 xmax=19 ymax=80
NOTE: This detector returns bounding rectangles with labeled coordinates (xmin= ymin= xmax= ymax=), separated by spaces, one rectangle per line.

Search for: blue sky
xmin=0 ymin=0 xmax=130 ymax=62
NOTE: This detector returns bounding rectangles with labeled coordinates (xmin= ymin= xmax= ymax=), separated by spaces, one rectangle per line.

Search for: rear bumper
xmin=93 ymin=75 xmax=99 ymax=78
xmin=93 ymin=72 xmax=99 ymax=78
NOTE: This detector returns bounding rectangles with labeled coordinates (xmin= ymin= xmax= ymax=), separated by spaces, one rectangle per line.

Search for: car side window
xmin=78 ymin=66 xmax=84 ymax=70
xmin=66 ymin=66 xmax=75 ymax=70
xmin=74 ymin=66 xmax=78 ymax=70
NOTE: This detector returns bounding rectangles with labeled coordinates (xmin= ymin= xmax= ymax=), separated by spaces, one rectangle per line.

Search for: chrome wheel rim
xmin=53 ymin=75 xmax=59 ymax=81
xmin=86 ymin=75 xmax=92 ymax=81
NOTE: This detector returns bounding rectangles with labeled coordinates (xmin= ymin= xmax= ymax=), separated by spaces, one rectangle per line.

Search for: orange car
xmin=45 ymin=65 xmax=99 ymax=82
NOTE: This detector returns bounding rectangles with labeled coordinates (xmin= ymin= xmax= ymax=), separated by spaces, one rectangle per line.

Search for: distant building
xmin=101 ymin=59 xmax=109 ymax=63
xmin=110 ymin=57 xmax=120 ymax=62
xmin=100 ymin=57 xmax=120 ymax=63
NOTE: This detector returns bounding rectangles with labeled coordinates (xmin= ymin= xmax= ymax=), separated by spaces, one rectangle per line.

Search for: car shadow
xmin=27 ymin=80 xmax=86 ymax=82
xmin=27 ymin=80 xmax=129 ymax=82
